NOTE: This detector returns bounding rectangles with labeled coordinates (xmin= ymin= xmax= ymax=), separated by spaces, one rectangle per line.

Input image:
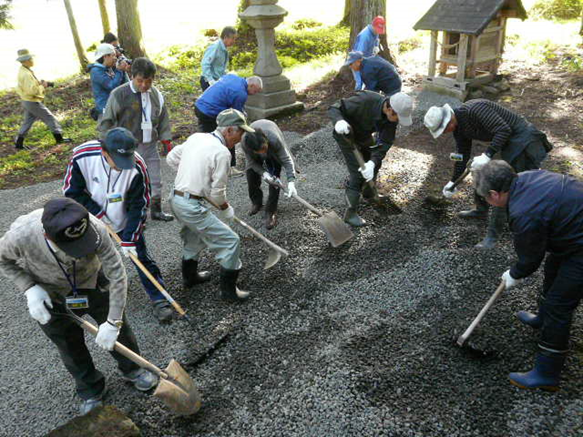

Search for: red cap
xmin=372 ymin=16 xmax=386 ymax=35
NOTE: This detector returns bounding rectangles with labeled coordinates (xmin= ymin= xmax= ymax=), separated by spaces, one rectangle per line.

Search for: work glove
xmin=442 ymin=181 xmax=458 ymax=198
xmin=25 ymin=285 xmax=53 ymax=325
xmin=286 ymin=181 xmax=297 ymax=198
xmin=262 ymin=172 xmax=276 ymax=184
xmin=334 ymin=120 xmax=351 ymax=135
xmin=373 ymin=46 xmax=380 ymax=56
xmin=501 ymin=269 xmax=521 ymax=290
xmin=470 ymin=153 xmax=491 ymax=171
xmin=217 ymin=205 xmax=235 ymax=221
xmin=121 ymin=244 xmax=138 ymax=258
xmin=359 ymin=160 xmax=375 ymax=182
xmin=95 ymin=322 xmax=120 ymax=351
xmin=208 ymin=79 xmax=216 ymax=86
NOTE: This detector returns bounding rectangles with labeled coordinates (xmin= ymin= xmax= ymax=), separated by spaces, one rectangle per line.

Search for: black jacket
xmin=509 ymin=170 xmax=583 ymax=279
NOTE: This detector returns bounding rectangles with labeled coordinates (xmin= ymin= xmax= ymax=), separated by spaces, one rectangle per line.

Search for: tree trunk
xmin=348 ymin=0 xmax=395 ymax=65
xmin=580 ymin=12 xmax=583 ymax=37
xmin=98 ymin=0 xmax=110 ymax=35
xmin=63 ymin=0 xmax=88 ymax=71
xmin=115 ymin=0 xmax=146 ymax=59
xmin=340 ymin=0 xmax=351 ymax=26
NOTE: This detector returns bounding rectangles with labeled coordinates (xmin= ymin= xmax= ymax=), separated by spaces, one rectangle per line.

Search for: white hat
xmin=424 ymin=104 xmax=454 ymax=139
xmin=389 ymin=92 xmax=413 ymax=127
xmin=94 ymin=43 xmax=116 ymax=61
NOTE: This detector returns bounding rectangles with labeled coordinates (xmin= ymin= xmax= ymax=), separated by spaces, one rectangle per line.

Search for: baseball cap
xmin=344 ymin=51 xmax=364 ymax=67
xmin=389 ymin=92 xmax=413 ymax=127
xmin=103 ymin=128 xmax=137 ymax=170
xmin=216 ymin=108 xmax=255 ymax=132
xmin=424 ymin=104 xmax=454 ymax=139
xmin=94 ymin=43 xmax=116 ymax=61
xmin=372 ymin=16 xmax=386 ymax=35
xmin=42 ymin=198 xmax=102 ymax=259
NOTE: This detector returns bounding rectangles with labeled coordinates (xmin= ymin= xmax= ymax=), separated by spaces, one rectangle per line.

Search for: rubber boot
xmin=181 ymin=258 xmax=211 ymax=288
xmin=53 ymin=132 xmax=72 ymax=144
xmin=517 ymin=311 xmax=543 ymax=329
xmin=265 ymin=210 xmax=277 ymax=230
xmin=509 ymin=352 xmax=566 ymax=392
xmin=249 ymin=204 xmax=263 ymax=216
xmin=475 ymin=207 xmax=507 ymax=249
xmin=150 ymin=196 xmax=174 ymax=222
xmin=343 ymin=189 xmax=365 ymax=227
xmin=458 ymin=192 xmax=489 ymax=219
xmin=152 ymin=300 xmax=173 ymax=323
xmin=219 ymin=267 xmax=250 ymax=302
xmin=14 ymin=136 xmax=25 ymax=150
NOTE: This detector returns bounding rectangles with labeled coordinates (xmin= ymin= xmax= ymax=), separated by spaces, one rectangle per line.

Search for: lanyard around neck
xmin=45 ymin=239 xmax=78 ymax=295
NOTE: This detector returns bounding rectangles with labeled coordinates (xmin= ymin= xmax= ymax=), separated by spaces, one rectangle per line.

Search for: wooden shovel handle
xmin=269 ymin=179 xmax=323 ymax=217
xmin=458 ymin=281 xmax=506 ymax=346
xmin=105 ymin=226 xmax=186 ymax=317
xmin=351 ymin=147 xmax=379 ymax=199
xmin=448 ymin=158 xmax=474 ymax=192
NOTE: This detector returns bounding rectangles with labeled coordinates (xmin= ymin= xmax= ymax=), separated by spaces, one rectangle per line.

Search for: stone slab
xmin=259 ymin=74 xmax=292 ymax=94
xmin=246 ymin=89 xmax=298 ymax=109
xmin=246 ymin=101 xmax=304 ymax=121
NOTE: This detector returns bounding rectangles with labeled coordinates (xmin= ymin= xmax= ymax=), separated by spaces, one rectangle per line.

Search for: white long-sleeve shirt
xmin=167 ymin=131 xmax=231 ymax=205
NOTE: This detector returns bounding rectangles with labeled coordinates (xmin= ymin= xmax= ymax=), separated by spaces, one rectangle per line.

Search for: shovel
xmin=268 ymin=179 xmax=354 ymax=247
xmin=425 ymin=158 xmax=474 ymax=206
xmin=203 ymin=197 xmax=289 ymax=270
xmin=62 ymin=308 xmax=202 ymax=416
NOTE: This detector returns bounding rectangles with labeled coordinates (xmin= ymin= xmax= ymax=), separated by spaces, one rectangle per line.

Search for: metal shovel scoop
xmin=68 ymin=310 xmax=202 ymax=416
xmin=204 ymin=197 xmax=289 ymax=270
xmin=270 ymin=179 xmax=354 ymax=247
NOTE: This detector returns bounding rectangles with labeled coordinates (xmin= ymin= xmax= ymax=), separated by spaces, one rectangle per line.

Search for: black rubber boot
xmin=476 ymin=206 xmax=507 ymax=249
xmin=343 ymin=189 xmax=365 ymax=227
xmin=182 ymin=259 xmax=211 ymax=288
xmin=509 ymin=351 xmax=566 ymax=392
xmin=249 ymin=204 xmax=263 ymax=216
xmin=14 ymin=136 xmax=25 ymax=150
xmin=53 ymin=132 xmax=72 ymax=144
xmin=265 ymin=210 xmax=277 ymax=230
xmin=517 ymin=311 xmax=543 ymax=329
xmin=219 ymin=267 xmax=250 ymax=302
xmin=458 ymin=191 xmax=489 ymax=219
xmin=150 ymin=196 xmax=174 ymax=221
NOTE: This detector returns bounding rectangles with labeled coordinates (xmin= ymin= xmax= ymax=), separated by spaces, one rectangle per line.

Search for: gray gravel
xmin=0 ymin=123 xmax=581 ymax=437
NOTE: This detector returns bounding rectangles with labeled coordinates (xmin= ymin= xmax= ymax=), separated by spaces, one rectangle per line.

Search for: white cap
xmin=424 ymin=104 xmax=454 ymax=138
xmin=389 ymin=92 xmax=413 ymax=127
xmin=94 ymin=43 xmax=116 ymax=61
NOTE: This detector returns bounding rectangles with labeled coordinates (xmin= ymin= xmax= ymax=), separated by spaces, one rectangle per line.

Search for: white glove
xmin=470 ymin=153 xmax=491 ymax=171
xmin=372 ymin=46 xmax=380 ymax=55
xmin=359 ymin=160 xmax=375 ymax=182
xmin=501 ymin=269 xmax=521 ymax=290
xmin=218 ymin=205 xmax=235 ymax=221
xmin=286 ymin=181 xmax=297 ymax=198
xmin=334 ymin=120 xmax=351 ymax=135
xmin=121 ymin=245 xmax=138 ymax=258
xmin=25 ymin=285 xmax=53 ymax=325
xmin=208 ymin=79 xmax=216 ymax=86
xmin=95 ymin=322 xmax=120 ymax=351
xmin=262 ymin=172 xmax=276 ymax=184
xmin=442 ymin=181 xmax=458 ymax=198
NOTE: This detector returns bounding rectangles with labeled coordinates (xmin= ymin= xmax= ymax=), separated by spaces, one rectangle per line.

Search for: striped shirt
xmin=452 ymin=99 xmax=525 ymax=180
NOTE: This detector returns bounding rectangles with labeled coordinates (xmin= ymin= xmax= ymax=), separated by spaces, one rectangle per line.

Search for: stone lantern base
xmin=246 ymin=75 xmax=304 ymax=120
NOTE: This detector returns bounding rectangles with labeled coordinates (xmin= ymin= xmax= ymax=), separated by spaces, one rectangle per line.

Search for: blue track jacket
xmin=195 ymin=74 xmax=248 ymax=118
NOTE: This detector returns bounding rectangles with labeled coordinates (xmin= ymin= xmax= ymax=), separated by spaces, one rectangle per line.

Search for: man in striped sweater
xmin=63 ymin=128 xmax=173 ymax=322
xmin=424 ymin=99 xmax=553 ymax=249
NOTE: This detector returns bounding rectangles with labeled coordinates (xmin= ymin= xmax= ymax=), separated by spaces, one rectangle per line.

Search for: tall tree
xmin=0 ymin=0 xmax=13 ymax=30
xmin=63 ymin=0 xmax=89 ymax=70
xmin=98 ymin=0 xmax=111 ymax=35
xmin=347 ymin=0 xmax=394 ymax=65
xmin=340 ymin=0 xmax=351 ymax=26
xmin=115 ymin=0 xmax=146 ymax=58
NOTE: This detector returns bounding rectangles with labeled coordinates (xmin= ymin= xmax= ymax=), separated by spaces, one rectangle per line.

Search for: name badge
xmin=66 ymin=295 xmax=89 ymax=309
xmin=108 ymin=193 xmax=123 ymax=203
xmin=450 ymin=153 xmax=464 ymax=161
xmin=141 ymin=121 xmax=152 ymax=132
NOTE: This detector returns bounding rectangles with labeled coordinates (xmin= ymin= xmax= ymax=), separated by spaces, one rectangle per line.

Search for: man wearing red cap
xmin=351 ymin=16 xmax=386 ymax=90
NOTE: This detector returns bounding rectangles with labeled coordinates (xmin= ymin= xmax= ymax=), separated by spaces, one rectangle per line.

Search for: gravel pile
xmin=0 ymin=121 xmax=581 ymax=436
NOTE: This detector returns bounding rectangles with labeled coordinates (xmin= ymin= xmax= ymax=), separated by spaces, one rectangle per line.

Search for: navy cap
xmin=344 ymin=51 xmax=364 ymax=67
xmin=42 ymin=198 xmax=101 ymax=258
xmin=103 ymin=127 xmax=137 ymax=170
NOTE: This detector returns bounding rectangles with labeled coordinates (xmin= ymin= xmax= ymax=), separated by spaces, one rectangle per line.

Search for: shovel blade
xmin=264 ymin=248 xmax=283 ymax=270
xmin=317 ymin=211 xmax=354 ymax=247
xmin=153 ymin=359 xmax=202 ymax=416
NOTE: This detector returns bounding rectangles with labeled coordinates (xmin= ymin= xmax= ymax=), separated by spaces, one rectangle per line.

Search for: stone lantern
xmin=239 ymin=0 xmax=304 ymax=120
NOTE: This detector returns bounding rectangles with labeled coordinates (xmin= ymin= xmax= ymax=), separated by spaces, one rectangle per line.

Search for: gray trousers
xmin=18 ymin=100 xmax=62 ymax=136
xmin=170 ymin=193 xmax=242 ymax=270
xmin=137 ymin=142 xmax=162 ymax=198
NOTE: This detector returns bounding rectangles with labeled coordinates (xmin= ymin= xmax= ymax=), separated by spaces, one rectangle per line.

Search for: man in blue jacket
xmin=345 ymin=51 xmax=401 ymax=96
xmin=351 ymin=16 xmax=386 ymax=91
xmin=194 ymin=74 xmax=262 ymax=172
xmin=200 ymin=26 xmax=237 ymax=91
xmin=474 ymin=160 xmax=583 ymax=391
xmin=88 ymin=44 xmax=130 ymax=121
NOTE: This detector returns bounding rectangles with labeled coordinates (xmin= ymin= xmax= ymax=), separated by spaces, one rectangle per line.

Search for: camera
xmin=115 ymin=46 xmax=132 ymax=67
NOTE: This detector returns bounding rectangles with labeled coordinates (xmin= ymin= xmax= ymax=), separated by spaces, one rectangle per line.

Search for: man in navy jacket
xmin=345 ymin=51 xmax=402 ymax=96
xmin=474 ymin=160 xmax=583 ymax=391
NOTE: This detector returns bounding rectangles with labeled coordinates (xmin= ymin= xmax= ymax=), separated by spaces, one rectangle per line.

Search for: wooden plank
xmin=429 ymin=30 xmax=438 ymax=76
xmin=500 ymin=10 xmax=518 ymax=18
xmin=494 ymin=17 xmax=507 ymax=75
xmin=439 ymin=31 xmax=449 ymax=75
xmin=440 ymin=54 xmax=500 ymax=65
xmin=469 ymin=34 xmax=479 ymax=78
xmin=456 ymin=34 xmax=469 ymax=82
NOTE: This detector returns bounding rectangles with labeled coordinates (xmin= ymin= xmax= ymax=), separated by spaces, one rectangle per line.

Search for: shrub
xmin=291 ymin=18 xmax=323 ymax=30
xmin=530 ymin=0 xmax=583 ymax=20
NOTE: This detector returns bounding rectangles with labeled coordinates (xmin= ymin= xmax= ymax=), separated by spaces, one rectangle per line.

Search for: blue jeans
xmin=118 ymin=232 xmax=166 ymax=303
xmin=170 ymin=193 xmax=242 ymax=270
